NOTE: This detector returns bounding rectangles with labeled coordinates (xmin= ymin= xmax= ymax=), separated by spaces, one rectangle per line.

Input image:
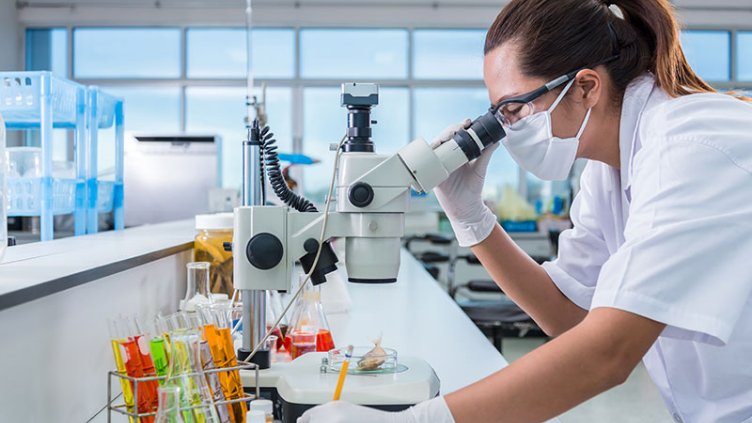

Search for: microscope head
xmin=341 ymin=83 xmax=379 ymax=153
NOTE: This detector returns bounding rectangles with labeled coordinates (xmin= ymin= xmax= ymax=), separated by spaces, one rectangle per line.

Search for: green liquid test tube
xmin=150 ymin=337 xmax=169 ymax=384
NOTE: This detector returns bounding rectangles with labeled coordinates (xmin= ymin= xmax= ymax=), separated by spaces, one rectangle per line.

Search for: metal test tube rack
xmin=107 ymin=362 xmax=260 ymax=421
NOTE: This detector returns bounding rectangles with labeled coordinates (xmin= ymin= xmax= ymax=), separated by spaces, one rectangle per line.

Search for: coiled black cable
xmin=260 ymin=124 xmax=319 ymax=212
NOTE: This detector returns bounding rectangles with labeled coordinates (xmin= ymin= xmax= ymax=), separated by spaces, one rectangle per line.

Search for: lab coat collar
xmin=618 ymin=74 xmax=656 ymax=192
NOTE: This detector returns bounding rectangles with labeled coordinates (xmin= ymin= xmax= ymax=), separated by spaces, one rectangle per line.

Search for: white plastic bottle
xmin=0 ymin=112 xmax=6 ymax=262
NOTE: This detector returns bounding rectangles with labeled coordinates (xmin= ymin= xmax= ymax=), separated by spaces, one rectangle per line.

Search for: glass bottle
xmin=289 ymin=284 xmax=335 ymax=359
xmin=155 ymin=386 xmax=186 ymax=423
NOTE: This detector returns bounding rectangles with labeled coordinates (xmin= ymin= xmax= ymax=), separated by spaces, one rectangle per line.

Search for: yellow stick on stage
xmin=332 ymin=345 xmax=354 ymax=401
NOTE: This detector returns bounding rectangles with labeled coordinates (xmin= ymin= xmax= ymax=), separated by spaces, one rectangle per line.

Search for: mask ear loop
xmin=548 ymin=78 xmax=576 ymax=113
xmin=576 ymin=108 xmax=592 ymax=139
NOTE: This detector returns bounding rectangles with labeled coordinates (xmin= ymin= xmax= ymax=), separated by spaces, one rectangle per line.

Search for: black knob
xmin=246 ymin=233 xmax=284 ymax=270
xmin=348 ymin=182 xmax=374 ymax=208
xmin=223 ymin=242 xmax=232 ymax=252
xmin=304 ymin=238 xmax=319 ymax=254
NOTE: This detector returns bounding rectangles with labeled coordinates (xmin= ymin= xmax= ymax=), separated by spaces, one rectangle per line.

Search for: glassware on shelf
xmin=155 ymin=386 xmax=187 ymax=423
xmin=0 ymin=72 xmax=87 ymax=240
xmin=288 ymin=284 xmax=335 ymax=360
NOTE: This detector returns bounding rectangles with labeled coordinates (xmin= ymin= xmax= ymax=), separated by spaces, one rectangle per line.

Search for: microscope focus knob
xmin=246 ymin=233 xmax=284 ymax=270
xmin=348 ymin=182 xmax=374 ymax=208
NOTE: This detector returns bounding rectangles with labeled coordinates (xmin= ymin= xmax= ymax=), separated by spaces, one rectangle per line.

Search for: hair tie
xmin=608 ymin=3 xmax=625 ymax=20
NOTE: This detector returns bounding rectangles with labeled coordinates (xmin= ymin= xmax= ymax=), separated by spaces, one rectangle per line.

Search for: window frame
xmin=24 ymin=24 xmax=752 ymax=197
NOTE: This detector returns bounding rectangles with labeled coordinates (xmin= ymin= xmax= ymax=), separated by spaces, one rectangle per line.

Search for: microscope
xmin=232 ymin=82 xmax=505 ymax=421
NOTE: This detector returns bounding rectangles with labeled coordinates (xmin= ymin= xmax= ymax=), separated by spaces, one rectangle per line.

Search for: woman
xmin=300 ymin=0 xmax=752 ymax=421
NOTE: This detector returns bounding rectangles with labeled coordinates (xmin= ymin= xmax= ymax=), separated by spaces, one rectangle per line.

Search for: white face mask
xmin=501 ymin=79 xmax=591 ymax=181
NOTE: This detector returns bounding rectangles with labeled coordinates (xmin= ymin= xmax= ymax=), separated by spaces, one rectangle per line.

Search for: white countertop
xmin=326 ymin=249 xmax=507 ymax=394
xmin=0 ymin=220 xmax=194 ymax=310
xmin=0 ymin=219 xmax=506 ymax=395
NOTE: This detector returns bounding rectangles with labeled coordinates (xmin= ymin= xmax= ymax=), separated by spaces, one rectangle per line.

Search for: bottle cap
xmin=195 ymin=213 xmax=234 ymax=230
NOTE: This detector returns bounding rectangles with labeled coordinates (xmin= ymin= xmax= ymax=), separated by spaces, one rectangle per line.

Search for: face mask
xmin=501 ymin=80 xmax=591 ymax=181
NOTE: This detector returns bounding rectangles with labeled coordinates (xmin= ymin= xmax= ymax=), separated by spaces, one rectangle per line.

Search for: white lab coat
xmin=542 ymin=74 xmax=752 ymax=423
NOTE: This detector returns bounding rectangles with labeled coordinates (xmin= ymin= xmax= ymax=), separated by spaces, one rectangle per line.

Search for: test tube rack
xmin=106 ymin=362 xmax=260 ymax=422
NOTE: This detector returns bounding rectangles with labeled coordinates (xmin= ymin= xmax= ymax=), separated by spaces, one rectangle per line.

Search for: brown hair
xmin=484 ymin=0 xmax=716 ymax=99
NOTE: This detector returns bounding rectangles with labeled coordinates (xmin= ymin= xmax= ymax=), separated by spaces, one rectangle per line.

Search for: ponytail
xmin=612 ymin=0 xmax=714 ymax=96
xmin=485 ymin=0 xmax=718 ymax=100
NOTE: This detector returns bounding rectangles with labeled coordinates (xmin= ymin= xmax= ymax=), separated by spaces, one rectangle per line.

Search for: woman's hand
xmin=297 ymin=397 xmax=455 ymax=423
xmin=432 ymin=119 xmax=499 ymax=247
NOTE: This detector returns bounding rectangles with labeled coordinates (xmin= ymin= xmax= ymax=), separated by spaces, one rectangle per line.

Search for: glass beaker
xmin=288 ymin=284 xmax=335 ymax=360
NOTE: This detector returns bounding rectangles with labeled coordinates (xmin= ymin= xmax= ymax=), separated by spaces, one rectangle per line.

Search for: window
xmin=26 ymin=28 xmax=67 ymax=77
xmin=186 ymin=86 xmax=293 ymax=188
xmin=413 ymin=29 xmax=486 ymax=80
xmin=413 ymin=87 xmax=519 ymax=198
xmin=302 ymin=86 xmax=410 ymax=203
xmin=737 ymin=32 xmax=752 ymax=81
xmin=74 ymin=28 xmax=181 ymax=78
xmin=99 ymin=87 xmax=181 ymax=133
xmin=187 ymin=28 xmax=295 ymax=79
xmin=300 ymin=29 xmax=408 ymax=79
xmin=680 ymin=30 xmax=731 ymax=81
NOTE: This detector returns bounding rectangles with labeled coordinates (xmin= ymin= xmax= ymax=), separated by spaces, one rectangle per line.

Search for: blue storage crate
xmin=0 ymin=72 xmax=87 ymax=240
xmin=6 ymin=177 xmax=78 ymax=216
xmin=86 ymin=87 xmax=124 ymax=233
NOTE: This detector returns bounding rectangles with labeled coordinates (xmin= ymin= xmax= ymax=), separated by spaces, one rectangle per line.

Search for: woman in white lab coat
xmin=300 ymin=0 xmax=752 ymax=422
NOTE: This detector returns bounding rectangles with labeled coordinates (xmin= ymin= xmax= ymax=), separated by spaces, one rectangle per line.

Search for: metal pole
xmin=241 ymin=134 xmax=265 ymax=353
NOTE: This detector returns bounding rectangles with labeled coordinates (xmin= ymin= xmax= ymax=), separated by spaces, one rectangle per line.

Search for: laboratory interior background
xmin=0 ymin=0 xmax=749 ymax=422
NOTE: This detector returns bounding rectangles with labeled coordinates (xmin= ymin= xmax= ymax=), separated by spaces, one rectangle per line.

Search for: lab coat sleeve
xmin=591 ymin=97 xmax=752 ymax=345
xmin=543 ymin=163 xmax=613 ymax=310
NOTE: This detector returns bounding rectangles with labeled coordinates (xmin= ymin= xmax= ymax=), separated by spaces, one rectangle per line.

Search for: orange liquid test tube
xmin=203 ymin=324 xmax=242 ymax=423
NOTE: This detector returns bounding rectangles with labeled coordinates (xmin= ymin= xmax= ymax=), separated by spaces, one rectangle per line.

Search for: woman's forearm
xmin=471 ymin=225 xmax=586 ymax=335
xmin=444 ymin=308 xmax=665 ymax=423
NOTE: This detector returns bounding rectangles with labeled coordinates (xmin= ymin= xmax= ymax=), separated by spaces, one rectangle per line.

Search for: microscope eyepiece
xmin=452 ymin=111 xmax=506 ymax=161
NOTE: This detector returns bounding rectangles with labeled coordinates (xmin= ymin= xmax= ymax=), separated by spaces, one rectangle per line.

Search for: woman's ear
xmin=574 ymin=69 xmax=601 ymax=109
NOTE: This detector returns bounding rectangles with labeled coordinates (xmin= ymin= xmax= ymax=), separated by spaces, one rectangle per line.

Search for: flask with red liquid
xmin=288 ymin=284 xmax=335 ymax=360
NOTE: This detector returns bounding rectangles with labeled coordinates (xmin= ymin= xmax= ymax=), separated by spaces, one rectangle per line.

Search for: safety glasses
xmin=490 ymin=56 xmax=619 ymax=127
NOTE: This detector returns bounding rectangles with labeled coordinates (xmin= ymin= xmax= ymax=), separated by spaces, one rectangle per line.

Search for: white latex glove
xmin=297 ymin=397 xmax=455 ymax=423
xmin=432 ymin=119 xmax=499 ymax=247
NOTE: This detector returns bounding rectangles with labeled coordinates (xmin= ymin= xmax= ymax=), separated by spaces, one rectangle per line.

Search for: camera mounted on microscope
xmin=341 ymin=83 xmax=379 ymax=153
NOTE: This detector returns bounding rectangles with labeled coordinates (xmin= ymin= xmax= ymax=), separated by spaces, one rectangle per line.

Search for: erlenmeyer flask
xmin=181 ymin=262 xmax=211 ymax=312
xmin=166 ymin=328 xmax=220 ymax=423
xmin=155 ymin=386 xmax=186 ymax=423
xmin=289 ymin=284 xmax=335 ymax=359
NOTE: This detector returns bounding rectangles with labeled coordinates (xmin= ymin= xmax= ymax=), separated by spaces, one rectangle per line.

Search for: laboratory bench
xmin=0 ymin=220 xmax=506 ymax=421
